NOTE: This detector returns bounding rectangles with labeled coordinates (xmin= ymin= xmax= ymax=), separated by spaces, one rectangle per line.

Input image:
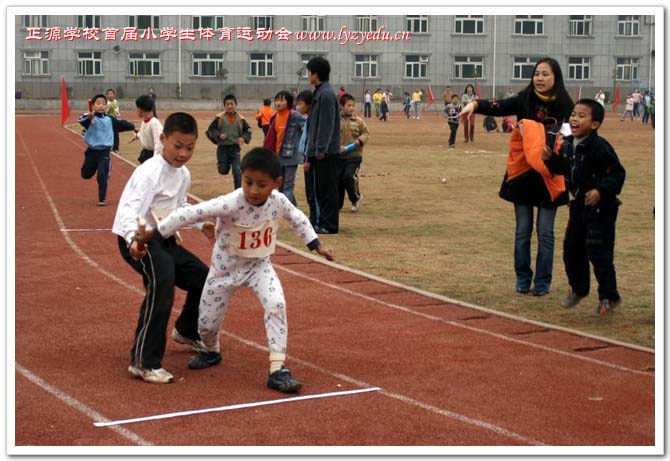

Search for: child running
xmin=113 ymin=112 xmax=211 ymax=384
xmin=543 ymin=98 xmax=626 ymax=315
xmin=140 ymin=147 xmax=335 ymax=392
xmin=78 ymin=93 xmax=136 ymax=206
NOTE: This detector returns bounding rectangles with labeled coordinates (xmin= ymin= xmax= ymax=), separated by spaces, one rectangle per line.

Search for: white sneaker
xmin=351 ymin=195 xmax=362 ymax=212
xmin=171 ymin=328 xmax=206 ymax=352
xmin=128 ymin=365 xmax=174 ymax=384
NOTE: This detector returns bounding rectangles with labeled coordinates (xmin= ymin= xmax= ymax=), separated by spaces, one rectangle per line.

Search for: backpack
xmin=205 ymin=112 xmax=244 ymax=145
xmin=484 ymin=116 xmax=498 ymax=132
xmin=502 ymin=117 xmax=514 ymax=133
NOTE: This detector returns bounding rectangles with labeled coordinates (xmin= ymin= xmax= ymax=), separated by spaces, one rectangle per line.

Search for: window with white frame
xmin=513 ymin=56 xmax=542 ymax=79
xmin=617 ymin=15 xmax=640 ymax=36
xmin=302 ymin=16 xmax=325 ymax=31
xmin=129 ymin=16 xmax=160 ymax=30
xmin=77 ymin=15 xmax=101 ymax=29
xmin=250 ymin=53 xmax=273 ymax=77
xmin=514 ymin=15 xmax=544 ymax=35
xmin=77 ymin=51 xmax=102 ymax=76
xmin=193 ymin=16 xmax=224 ymax=30
xmin=454 ymin=16 xmax=484 ymax=34
xmin=355 ymin=16 xmax=378 ymax=32
xmin=569 ymin=15 xmax=592 ymax=36
xmin=567 ymin=57 xmax=590 ymax=80
xmin=616 ymin=57 xmax=639 ymax=80
xmin=192 ymin=52 xmax=224 ymax=77
xmin=24 ymin=15 xmax=48 ymax=28
xmin=23 ymin=51 xmax=49 ymax=75
xmin=355 ymin=55 xmax=378 ymax=78
xmin=454 ymin=56 xmax=483 ymax=79
xmin=300 ymin=53 xmax=324 ymax=77
xmin=129 ymin=52 xmax=160 ymax=76
xmin=252 ymin=16 xmax=273 ymax=30
xmin=406 ymin=15 xmax=428 ymax=33
xmin=405 ymin=55 xmax=428 ymax=78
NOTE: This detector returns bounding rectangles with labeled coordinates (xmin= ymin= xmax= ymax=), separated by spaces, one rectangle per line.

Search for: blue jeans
xmin=513 ymin=204 xmax=557 ymax=294
xmin=280 ymin=165 xmax=298 ymax=206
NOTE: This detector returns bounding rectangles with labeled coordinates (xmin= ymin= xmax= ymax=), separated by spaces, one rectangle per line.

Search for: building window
xmin=129 ymin=52 xmax=160 ymax=76
xmin=616 ymin=57 xmax=639 ymax=80
xmin=567 ymin=57 xmax=590 ymax=80
xmin=355 ymin=55 xmax=378 ymax=78
xmin=192 ymin=52 xmax=224 ymax=77
xmin=355 ymin=16 xmax=378 ymax=32
xmin=405 ymin=55 xmax=428 ymax=78
xmin=454 ymin=16 xmax=484 ymax=34
xmin=23 ymin=51 xmax=49 ymax=75
xmin=129 ymin=16 xmax=160 ymax=30
xmin=454 ymin=56 xmax=483 ymax=79
xmin=406 ymin=15 xmax=428 ymax=33
xmin=569 ymin=15 xmax=592 ymax=36
xmin=302 ymin=16 xmax=325 ymax=31
xmin=514 ymin=15 xmax=544 ymax=35
xmin=251 ymin=16 xmax=273 ymax=30
xmin=617 ymin=15 xmax=640 ymax=36
xmin=77 ymin=51 xmax=102 ymax=76
xmin=250 ymin=53 xmax=273 ymax=77
xmin=193 ymin=16 xmax=224 ymax=30
xmin=513 ymin=56 xmax=542 ymax=79
xmin=300 ymin=53 xmax=324 ymax=77
xmin=24 ymin=15 xmax=48 ymax=28
xmin=77 ymin=15 xmax=101 ymax=29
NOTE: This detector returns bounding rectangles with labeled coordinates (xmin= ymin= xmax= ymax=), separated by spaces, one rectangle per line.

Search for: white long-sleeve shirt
xmin=138 ymin=117 xmax=164 ymax=157
xmin=112 ymin=154 xmax=192 ymax=244
xmin=157 ymin=189 xmax=319 ymax=272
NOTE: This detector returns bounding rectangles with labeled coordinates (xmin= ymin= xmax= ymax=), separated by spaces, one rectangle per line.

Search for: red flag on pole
xmin=60 ymin=78 xmax=70 ymax=126
xmin=611 ymin=85 xmax=621 ymax=110
xmin=426 ymin=83 xmax=435 ymax=109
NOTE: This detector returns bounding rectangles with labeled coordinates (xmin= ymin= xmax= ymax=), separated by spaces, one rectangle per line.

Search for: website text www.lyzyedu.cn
xmin=24 ymin=25 xmax=412 ymax=47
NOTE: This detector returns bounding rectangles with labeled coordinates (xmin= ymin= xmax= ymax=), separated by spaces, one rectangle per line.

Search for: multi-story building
xmin=15 ymin=14 xmax=656 ymax=103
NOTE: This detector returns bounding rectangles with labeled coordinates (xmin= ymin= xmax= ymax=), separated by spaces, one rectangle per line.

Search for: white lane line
xmin=60 ymin=228 xmax=113 ymax=232
xmin=94 ymin=387 xmax=382 ymax=428
xmin=15 ymin=364 xmax=153 ymax=446
xmin=276 ymin=265 xmax=653 ymax=377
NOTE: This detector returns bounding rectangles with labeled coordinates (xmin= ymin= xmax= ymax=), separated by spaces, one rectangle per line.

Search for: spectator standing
xmin=411 ymin=88 xmax=423 ymax=120
xmin=460 ymin=84 xmax=477 ymax=143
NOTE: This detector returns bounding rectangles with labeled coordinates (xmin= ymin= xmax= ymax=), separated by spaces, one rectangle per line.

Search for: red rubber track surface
xmin=13 ymin=114 xmax=655 ymax=448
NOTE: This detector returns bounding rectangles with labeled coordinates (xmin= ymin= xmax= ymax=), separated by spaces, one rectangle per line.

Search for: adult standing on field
xmin=411 ymin=87 xmax=423 ymax=119
xmin=459 ymin=57 xmax=573 ymax=297
xmin=306 ymin=56 xmax=341 ymax=234
xmin=460 ymin=84 xmax=477 ymax=143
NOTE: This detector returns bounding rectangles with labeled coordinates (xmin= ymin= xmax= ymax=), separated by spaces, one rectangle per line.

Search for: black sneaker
xmin=562 ymin=289 xmax=585 ymax=308
xmin=595 ymin=298 xmax=621 ymax=316
xmin=267 ymin=367 xmax=302 ymax=393
xmin=188 ymin=350 xmax=222 ymax=369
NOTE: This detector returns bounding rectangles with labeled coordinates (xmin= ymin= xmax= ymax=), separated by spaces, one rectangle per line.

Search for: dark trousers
xmin=216 ymin=144 xmax=242 ymax=189
xmin=262 ymin=125 xmax=269 ymax=137
xmin=337 ymin=156 xmax=362 ymax=209
xmin=81 ymin=147 xmax=111 ymax=202
xmin=448 ymin=122 xmax=459 ymax=146
xmin=118 ymin=235 xmax=208 ymax=370
xmin=404 ymin=104 xmax=411 ymax=119
xmin=113 ymin=130 xmax=120 ymax=151
xmin=138 ymin=148 xmax=153 ymax=164
xmin=563 ymin=200 xmax=621 ymax=301
xmin=304 ymin=162 xmax=319 ymax=226
xmin=364 ymin=102 xmax=371 ymax=118
xmin=314 ymin=154 xmax=339 ymax=233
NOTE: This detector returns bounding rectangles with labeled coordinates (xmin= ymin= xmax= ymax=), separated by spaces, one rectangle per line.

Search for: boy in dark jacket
xmin=543 ymin=99 xmax=626 ymax=315
xmin=207 ymin=94 xmax=252 ymax=189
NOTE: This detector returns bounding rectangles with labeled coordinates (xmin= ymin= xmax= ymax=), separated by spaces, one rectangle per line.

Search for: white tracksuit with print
xmin=157 ymin=188 xmax=319 ymax=354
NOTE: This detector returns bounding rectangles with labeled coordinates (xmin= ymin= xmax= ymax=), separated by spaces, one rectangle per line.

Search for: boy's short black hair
xmin=241 ymin=147 xmax=281 ymax=179
xmin=263 ymin=98 xmax=272 ymax=105
xmin=339 ymin=93 xmax=355 ymax=106
xmin=135 ymin=94 xmax=154 ymax=112
xmin=163 ymin=112 xmax=198 ymax=137
xmin=223 ymin=94 xmax=237 ymax=105
xmin=91 ymin=94 xmax=107 ymax=104
xmin=275 ymin=90 xmax=293 ymax=109
xmin=105 ymin=88 xmax=115 ymax=95
xmin=306 ymin=56 xmax=330 ymax=82
xmin=296 ymin=90 xmax=313 ymax=106
xmin=451 ymin=94 xmax=459 ymax=100
xmin=575 ymin=98 xmax=605 ymax=124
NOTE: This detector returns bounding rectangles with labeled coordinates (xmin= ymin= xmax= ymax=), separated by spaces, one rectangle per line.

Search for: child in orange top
xmin=262 ymin=90 xmax=306 ymax=206
xmin=256 ymin=98 xmax=276 ymax=137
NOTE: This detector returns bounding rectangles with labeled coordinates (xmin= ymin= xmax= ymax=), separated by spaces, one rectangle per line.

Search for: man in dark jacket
xmin=306 ymin=57 xmax=340 ymax=234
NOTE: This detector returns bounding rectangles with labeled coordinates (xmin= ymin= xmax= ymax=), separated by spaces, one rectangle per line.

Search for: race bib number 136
xmin=231 ymin=220 xmax=277 ymax=258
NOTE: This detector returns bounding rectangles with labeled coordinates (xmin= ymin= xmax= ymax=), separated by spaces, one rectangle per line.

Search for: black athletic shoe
xmin=267 ymin=367 xmax=302 ymax=393
xmin=188 ymin=350 xmax=222 ymax=369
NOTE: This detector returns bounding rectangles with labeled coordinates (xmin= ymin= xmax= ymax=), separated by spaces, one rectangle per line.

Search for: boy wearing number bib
xmin=155 ymin=147 xmax=335 ymax=393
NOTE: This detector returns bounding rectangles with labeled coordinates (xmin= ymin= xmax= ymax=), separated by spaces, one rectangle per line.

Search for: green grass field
xmin=116 ymin=110 xmax=656 ymax=348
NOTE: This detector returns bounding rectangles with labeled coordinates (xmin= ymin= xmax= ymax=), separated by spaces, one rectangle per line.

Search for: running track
xmin=12 ymin=114 xmax=657 ymax=452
